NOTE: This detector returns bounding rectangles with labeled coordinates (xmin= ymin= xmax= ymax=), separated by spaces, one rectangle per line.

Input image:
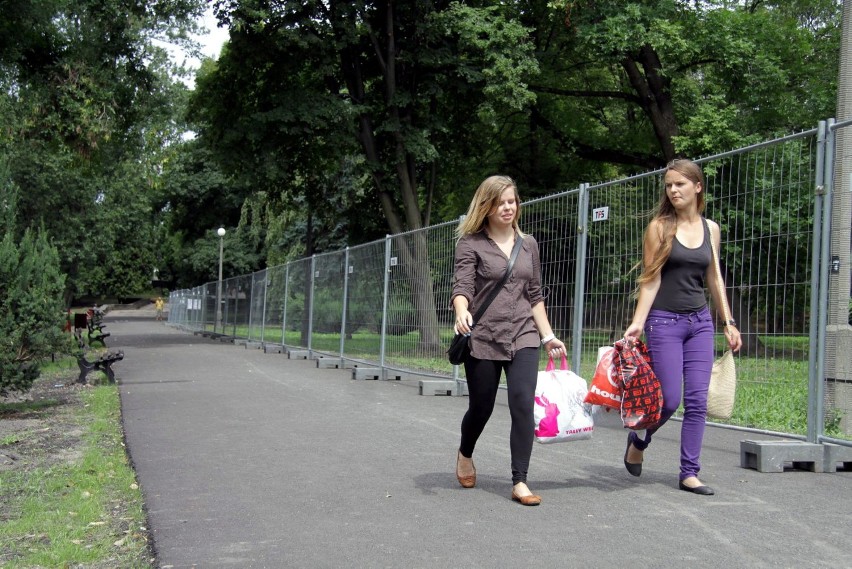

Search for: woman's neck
xmin=675 ymin=209 xmax=701 ymax=224
xmin=486 ymin=224 xmax=515 ymax=243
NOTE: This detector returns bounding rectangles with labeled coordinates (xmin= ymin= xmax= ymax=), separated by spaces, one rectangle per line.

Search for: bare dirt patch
xmin=0 ymin=372 xmax=87 ymax=474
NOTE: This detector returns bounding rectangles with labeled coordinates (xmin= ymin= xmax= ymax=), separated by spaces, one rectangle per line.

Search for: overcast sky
xmin=154 ymin=6 xmax=228 ymax=87
xmin=198 ymin=6 xmax=229 ymax=60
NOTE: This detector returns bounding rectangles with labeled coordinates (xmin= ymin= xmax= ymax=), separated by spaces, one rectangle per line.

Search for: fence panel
xmin=247 ymin=269 xmax=267 ymax=342
xmin=282 ymin=257 xmax=312 ymax=348
xmin=310 ymin=251 xmax=347 ymax=356
xmin=521 ymin=189 xmax=583 ymax=369
xmin=262 ymin=265 xmax=287 ymax=345
xmin=340 ymin=241 xmax=386 ymax=365
xmin=582 ymin=174 xmax=661 ymax=376
xmin=166 ymin=124 xmax=851 ymax=443
xmin=383 ymin=222 xmax=457 ymax=376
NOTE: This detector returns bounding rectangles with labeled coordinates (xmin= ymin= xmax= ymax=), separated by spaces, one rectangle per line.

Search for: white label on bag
xmin=589 ymin=384 xmax=622 ymax=402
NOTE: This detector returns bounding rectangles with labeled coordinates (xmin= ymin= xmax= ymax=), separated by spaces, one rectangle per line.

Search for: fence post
xmin=232 ymin=281 xmax=239 ymax=338
xmin=308 ymin=255 xmax=316 ymax=352
xmin=815 ymin=118 xmax=838 ymax=442
xmin=261 ymin=270 xmax=269 ymax=344
xmin=201 ymin=288 xmax=205 ymax=331
xmin=282 ymin=264 xmax=290 ymax=347
xmin=571 ymin=184 xmax=590 ymax=372
xmin=380 ymin=235 xmax=392 ymax=370
xmin=248 ymin=271 xmax=256 ymax=341
xmin=223 ymin=281 xmax=231 ymax=335
xmin=340 ymin=248 xmax=350 ymax=359
xmin=807 ymin=120 xmax=828 ymax=443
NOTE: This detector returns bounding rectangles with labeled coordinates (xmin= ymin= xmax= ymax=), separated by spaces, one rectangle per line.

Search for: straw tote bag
xmin=705 ymin=219 xmax=737 ymax=420
xmin=709 ymin=349 xmax=736 ymax=420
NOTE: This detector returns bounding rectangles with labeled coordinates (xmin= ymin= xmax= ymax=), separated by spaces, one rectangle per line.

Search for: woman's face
xmin=486 ymin=187 xmax=518 ymax=229
xmin=664 ymin=169 xmax=701 ymax=211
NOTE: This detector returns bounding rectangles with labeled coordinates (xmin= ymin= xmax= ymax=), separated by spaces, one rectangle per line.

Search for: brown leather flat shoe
xmin=456 ymin=451 xmax=476 ymax=488
xmin=511 ymin=491 xmax=542 ymax=506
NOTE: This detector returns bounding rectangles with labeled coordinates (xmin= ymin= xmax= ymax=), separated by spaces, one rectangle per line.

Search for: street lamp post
xmin=215 ymin=227 xmax=226 ymax=333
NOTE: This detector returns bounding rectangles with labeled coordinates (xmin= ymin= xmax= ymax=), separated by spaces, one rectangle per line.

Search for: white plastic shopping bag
xmin=534 ymin=356 xmax=594 ymax=444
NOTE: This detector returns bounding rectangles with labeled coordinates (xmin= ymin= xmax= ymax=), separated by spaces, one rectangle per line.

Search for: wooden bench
xmin=74 ymin=331 xmax=124 ymax=384
xmin=87 ymin=317 xmax=110 ymax=347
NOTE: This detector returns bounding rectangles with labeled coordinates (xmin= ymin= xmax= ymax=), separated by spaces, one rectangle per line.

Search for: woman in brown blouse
xmin=451 ymin=175 xmax=566 ymax=506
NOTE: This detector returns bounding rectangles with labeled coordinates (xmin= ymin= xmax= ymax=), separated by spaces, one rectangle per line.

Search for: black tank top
xmin=651 ymin=220 xmax=712 ymax=313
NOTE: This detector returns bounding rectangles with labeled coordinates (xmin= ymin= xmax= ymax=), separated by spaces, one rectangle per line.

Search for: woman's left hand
xmin=544 ymin=337 xmax=567 ymax=359
xmin=725 ymin=325 xmax=742 ymax=353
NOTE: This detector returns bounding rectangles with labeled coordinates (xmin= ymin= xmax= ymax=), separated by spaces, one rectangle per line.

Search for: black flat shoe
xmin=679 ymin=481 xmax=715 ymax=495
xmin=623 ymin=433 xmax=642 ymax=477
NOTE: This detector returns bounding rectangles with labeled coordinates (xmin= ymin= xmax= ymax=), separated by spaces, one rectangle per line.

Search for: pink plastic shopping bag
xmin=534 ymin=356 xmax=594 ymax=444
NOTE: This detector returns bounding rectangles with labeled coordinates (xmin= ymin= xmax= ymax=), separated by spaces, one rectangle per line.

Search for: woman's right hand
xmin=624 ymin=322 xmax=643 ymax=344
xmin=454 ymin=311 xmax=473 ymax=335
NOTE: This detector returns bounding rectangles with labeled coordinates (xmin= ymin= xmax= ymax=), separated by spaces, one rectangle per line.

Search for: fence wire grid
xmin=168 ymin=119 xmax=852 ymax=445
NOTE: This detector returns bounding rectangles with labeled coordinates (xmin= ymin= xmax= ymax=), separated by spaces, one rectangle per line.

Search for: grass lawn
xmin=0 ymin=362 xmax=153 ymax=568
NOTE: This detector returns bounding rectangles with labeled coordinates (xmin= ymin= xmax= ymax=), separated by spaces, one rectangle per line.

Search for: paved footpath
xmin=107 ymin=308 xmax=850 ymax=569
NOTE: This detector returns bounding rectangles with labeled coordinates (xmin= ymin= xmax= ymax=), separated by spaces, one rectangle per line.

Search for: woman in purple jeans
xmin=623 ymin=159 xmax=741 ymax=495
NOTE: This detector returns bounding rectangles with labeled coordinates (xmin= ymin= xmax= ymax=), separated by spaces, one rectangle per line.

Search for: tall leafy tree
xmin=533 ymin=0 xmax=840 ymax=168
xmin=197 ymin=0 xmax=541 ymax=349
xmin=0 ymin=0 xmax=207 ymax=302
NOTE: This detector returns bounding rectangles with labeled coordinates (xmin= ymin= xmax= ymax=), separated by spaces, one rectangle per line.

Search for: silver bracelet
xmin=540 ymin=334 xmax=556 ymax=345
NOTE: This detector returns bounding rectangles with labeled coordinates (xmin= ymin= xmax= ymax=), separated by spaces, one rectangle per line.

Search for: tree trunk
xmin=621 ymin=45 xmax=680 ymax=162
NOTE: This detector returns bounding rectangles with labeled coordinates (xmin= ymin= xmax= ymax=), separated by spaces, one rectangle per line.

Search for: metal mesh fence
xmin=341 ymin=241 xmax=387 ymax=365
xmin=168 ymin=121 xmax=850 ymax=443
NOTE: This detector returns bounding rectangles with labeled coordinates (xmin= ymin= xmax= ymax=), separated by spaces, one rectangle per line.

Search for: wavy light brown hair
xmin=637 ymin=159 xmax=706 ymax=286
xmin=456 ymin=175 xmax=526 ymax=239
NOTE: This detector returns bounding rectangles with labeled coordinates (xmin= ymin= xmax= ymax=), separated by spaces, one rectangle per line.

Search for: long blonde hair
xmin=456 ymin=175 xmax=526 ymax=239
xmin=637 ymin=159 xmax=706 ymax=286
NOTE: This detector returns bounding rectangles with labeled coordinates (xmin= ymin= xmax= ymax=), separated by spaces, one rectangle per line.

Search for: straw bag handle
xmin=703 ymin=218 xmax=734 ymax=328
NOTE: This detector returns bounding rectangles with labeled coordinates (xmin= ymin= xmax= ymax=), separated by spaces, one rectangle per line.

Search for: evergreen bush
xmin=0 ymin=230 xmax=67 ymax=396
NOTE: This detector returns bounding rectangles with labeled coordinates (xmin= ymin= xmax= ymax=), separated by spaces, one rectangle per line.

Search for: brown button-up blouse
xmin=451 ymin=231 xmax=544 ymax=361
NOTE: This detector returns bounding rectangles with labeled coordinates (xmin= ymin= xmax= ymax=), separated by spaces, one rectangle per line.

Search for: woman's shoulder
xmin=701 ymin=216 xmax=720 ymax=237
xmin=519 ymin=233 xmax=537 ymax=247
xmin=457 ymin=231 xmax=487 ymax=252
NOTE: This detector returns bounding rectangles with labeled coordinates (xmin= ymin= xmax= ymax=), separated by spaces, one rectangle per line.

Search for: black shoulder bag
xmin=447 ymin=236 xmax=524 ymax=365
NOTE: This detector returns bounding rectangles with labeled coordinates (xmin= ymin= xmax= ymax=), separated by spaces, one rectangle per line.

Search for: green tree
xmin=0 ymin=222 xmax=66 ymax=395
xmin=195 ymin=0 xmax=541 ymax=349
xmin=0 ymin=0 xmax=206 ymax=302
xmin=532 ymin=0 xmax=840 ymax=168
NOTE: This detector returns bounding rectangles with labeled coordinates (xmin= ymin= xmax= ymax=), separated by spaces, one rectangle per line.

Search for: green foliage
xmin=0 ymin=0 xmax=207 ymax=301
xmin=534 ymin=0 xmax=839 ymax=169
xmin=0 ymin=382 xmax=152 ymax=567
xmin=0 ymin=229 xmax=67 ymax=395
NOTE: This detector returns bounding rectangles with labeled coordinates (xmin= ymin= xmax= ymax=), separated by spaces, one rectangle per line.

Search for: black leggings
xmin=459 ymin=347 xmax=539 ymax=485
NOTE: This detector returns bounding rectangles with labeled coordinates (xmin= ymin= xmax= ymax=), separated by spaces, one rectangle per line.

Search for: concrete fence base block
xmin=740 ymin=440 xmax=825 ymax=473
xmin=218 ymin=336 xmax=235 ymax=344
xmin=352 ymin=367 xmax=381 ymax=380
xmin=419 ymin=380 xmax=454 ymax=396
xmin=245 ymin=340 xmax=263 ymax=349
xmin=419 ymin=380 xmax=468 ymax=396
xmin=823 ymin=443 xmax=852 ymax=473
xmin=287 ymin=349 xmax=310 ymax=359
xmin=316 ymin=357 xmax=342 ymax=369
xmin=233 ymin=339 xmax=247 ymax=346
xmin=263 ymin=344 xmax=285 ymax=354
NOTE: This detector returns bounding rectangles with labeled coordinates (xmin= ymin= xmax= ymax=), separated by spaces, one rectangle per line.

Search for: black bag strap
xmin=471 ymin=235 xmax=524 ymax=325
xmin=702 ymin=217 xmax=733 ymax=326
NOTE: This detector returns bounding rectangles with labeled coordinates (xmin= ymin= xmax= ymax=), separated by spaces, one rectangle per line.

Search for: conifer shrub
xmin=0 ymin=230 xmax=67 ymax=395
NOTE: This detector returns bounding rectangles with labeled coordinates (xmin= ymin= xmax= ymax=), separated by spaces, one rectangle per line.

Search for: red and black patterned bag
xmin=613 ymin=339 xmax=663 ymax=430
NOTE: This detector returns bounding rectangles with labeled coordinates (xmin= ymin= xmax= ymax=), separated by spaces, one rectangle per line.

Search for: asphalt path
xmin=107 ymin=308 xmax=851 ymax=569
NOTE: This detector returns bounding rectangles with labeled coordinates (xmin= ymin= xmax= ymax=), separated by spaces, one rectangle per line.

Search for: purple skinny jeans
xmin=633 ymin=306 xmax=714 ymax=481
